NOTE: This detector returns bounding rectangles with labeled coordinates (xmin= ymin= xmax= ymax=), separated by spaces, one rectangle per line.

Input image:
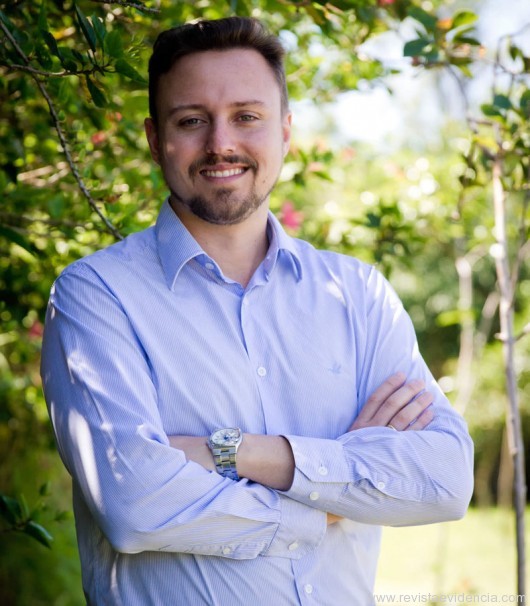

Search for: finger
xmin=370 ymin=378 xmax=426 ymax=427
xmin=404 ymin=405 xmax=435 ymax=431
xmin=354 ymin=372 xmax=406 ymax=426
xmin=387 ymin=390 xmax=434 ymax=430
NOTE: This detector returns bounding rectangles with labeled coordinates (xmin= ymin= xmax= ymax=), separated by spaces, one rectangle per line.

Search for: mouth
xmin=200 ymin=167 xmax=247 ymax=178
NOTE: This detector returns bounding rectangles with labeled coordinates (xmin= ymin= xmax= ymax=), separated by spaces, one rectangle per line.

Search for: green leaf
xmin=104 ymin=30 xmax=124 ymax=59
xmin=114 ymin=59 xmax=147 ymax=83
xmin=36 ymin=42 xmax=53 ymax=70
xmin=38 ymin=1 xmax=48 ymax=31
xmin=509 ymin=45 xmax=522 ymax=61
xmin=0 ymin=9 xmax=15 ymax=31
xmin=404 ymin=38 xmax=432 ymax=57
xmin=48 ymin=195 xmax=65 ymax=219
xmin=493 ymin=94 xmax=512 ymax=110
xmin=75 ymin=4 xmax=96 ymax=53
xmin=0 ymin=226 xmax=39 ymax=256
xmin=480 ymin=103 xmax=503 ymax=118
xmin=0 ymin=495 xmax=22 ymax=525
xmin=407 ymin=6 xmax=438 ymax=33
xmin=455 ymin=62 xmax=473 ymax=78
xmin=57 ymin=47 xmax=80 ymax=71
xmin=54 ymin=510 xmax=73 ymax=522
xmin=42 ymin=31 xmax=60 ymax=58
xmin=451 ymin=10 xmax=478 ymax=30
xmin=91 ymin=14 xmax=106 ymax=46
xmin=39 ymin=482 xmax=51 ymax=497
xmin=24 ymin=521 xmax=53 ymax=549
xmin=453 ymin=35 xmax=481 ymax=46
xmin=19 ymin=494 xmax=30 ymax=520
xmin=520 ymin=89 xmax=530 ymax=116
xmin=86 ymin=76 xmax=107 ymax=108
xmin=312 ymin=170 xmax=333 ymax=182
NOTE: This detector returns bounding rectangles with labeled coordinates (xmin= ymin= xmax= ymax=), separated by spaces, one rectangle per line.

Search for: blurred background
xmin=1 ymin=0 xmax=529 ymax=603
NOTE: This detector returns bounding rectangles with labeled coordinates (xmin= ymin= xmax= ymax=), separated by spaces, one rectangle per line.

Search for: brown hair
xmin=148 ymin=16 xmax=289 ymax=123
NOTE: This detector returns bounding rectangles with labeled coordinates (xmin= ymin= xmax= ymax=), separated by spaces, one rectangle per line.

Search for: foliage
xmin=0 ymin=0 xmax=529 ymax=601
xmin=1 ymin=490 xmax=54 ymax=549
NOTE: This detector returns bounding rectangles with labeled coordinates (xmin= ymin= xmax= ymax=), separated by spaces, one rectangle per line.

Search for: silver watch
xmin=208 ymin=428 xmax=243 ymax=481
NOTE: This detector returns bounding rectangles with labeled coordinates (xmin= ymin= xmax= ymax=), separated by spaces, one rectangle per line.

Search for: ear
xmin=144 ymin=117 xmax=161 ymax=165
xmin=281 ymin=111 xmax=292 ymax=158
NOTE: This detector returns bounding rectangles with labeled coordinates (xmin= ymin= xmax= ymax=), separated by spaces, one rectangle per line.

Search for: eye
xmin=237 ymin=114 xmax=259 ymax=123
xmin=179 ymin=117 xmax=206 ymax=128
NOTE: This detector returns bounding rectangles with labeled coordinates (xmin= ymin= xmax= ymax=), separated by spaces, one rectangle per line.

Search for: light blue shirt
xmin=41 ymin=200 xmax=473 ymax=605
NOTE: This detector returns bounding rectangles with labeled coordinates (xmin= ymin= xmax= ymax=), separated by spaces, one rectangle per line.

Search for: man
xmin=41 ymin=16 xmax=473 ymax=605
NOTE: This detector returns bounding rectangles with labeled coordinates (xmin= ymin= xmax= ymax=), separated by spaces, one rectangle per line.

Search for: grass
xmin=374 ymin=507 xmax=528 ymax=601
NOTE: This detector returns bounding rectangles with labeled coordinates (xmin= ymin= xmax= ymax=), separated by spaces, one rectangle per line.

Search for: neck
xmin=170 ymin=200 xmax=270 ymax=288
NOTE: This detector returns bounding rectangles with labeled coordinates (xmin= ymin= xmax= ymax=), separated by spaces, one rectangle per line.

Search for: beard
xmin=169 ymin=185 xmax=269 ymax=226
xmin=167 ymin=154 xmax=275 ymax=226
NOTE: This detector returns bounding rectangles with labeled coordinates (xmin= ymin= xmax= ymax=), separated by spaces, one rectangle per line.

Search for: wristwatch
xmin=208 ymin=427 xmax=243 ymax=481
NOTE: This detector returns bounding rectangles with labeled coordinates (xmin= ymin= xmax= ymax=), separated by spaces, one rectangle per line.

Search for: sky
xmin=291 ymin=0 xmax=530 ymax=149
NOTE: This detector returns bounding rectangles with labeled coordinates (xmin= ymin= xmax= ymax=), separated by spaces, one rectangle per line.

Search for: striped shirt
xmin=41 ymin=200 xmax=473 ymax=605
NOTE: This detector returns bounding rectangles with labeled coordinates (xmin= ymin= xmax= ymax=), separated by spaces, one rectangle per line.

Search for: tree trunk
xmin=492 ymin=156 xmax=527 ymax=601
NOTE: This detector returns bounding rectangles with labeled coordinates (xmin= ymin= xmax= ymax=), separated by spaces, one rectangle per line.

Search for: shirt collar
xmin=155 ymin=199 xmax=303 ymax=290
xmin=265 ymin=210 xmax=303 ymax=282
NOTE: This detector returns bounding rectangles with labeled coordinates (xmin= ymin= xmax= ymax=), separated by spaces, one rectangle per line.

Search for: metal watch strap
xmin=211 ymin=446 xmax=239 ymax=480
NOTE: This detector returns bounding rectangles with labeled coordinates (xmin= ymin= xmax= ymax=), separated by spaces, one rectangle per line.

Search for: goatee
xmin=168 ymin=153 xmax=272 ymax=225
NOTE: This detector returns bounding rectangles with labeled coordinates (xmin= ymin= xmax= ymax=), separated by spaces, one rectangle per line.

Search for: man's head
xmin=145 ymin=17 xmax=292 ymax=226
xmin=148 ymin=17 xmax=289 ymax=125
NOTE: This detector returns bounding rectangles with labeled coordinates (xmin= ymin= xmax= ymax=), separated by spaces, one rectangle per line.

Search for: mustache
xmin=189 ymin=154 xmax=258 ymax=176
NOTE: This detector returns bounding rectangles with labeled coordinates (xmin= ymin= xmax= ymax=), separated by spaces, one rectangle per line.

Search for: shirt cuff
xmin=263 ymin=492 xmax=326 ymax=558
xmin=281 ymin=435 xmax=351 ymax=509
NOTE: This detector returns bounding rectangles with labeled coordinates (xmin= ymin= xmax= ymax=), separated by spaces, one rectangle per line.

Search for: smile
xmin=200 ymin=167 xmax=247 ymax=178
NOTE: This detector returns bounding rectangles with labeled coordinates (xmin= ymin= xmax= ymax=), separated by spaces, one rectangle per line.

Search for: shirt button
xmin=288 ymin=541 xmax=299 ymax=551
xmin=309 ymin=491 xmax=320 ymax=501
xmin=222 ymin=547 xmax=232 ymax=555
xmin=257 ymin=366 xmax=267 ymax=377
xmin=318 ymin=466 xmax=328 ymax=476
xmin=242 ymin=297 xmax=249 ymax=306
xmin=377 ymin=481 xmax=386 ymax=490
xmin=205 ymin=262 xmax=215 ymax=270
xmin=304 ymin=584 xmax=314 ymax=594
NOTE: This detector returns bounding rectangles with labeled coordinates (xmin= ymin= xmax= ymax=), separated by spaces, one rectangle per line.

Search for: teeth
xmin=202 ymin=168 xmax=245 ymax=178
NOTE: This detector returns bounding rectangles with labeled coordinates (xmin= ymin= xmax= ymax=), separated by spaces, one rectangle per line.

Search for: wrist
xmin=237 ymin=434 xmax=295 ymax=491
xmin=207 ymin=427 xmax=243 ymax=481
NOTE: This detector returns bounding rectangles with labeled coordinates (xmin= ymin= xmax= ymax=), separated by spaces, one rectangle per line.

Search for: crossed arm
xmin=170 ymin=372 xmax=435 ymax=510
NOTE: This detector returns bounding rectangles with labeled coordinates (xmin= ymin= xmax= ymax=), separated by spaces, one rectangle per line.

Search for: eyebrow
xmin=167 ymin=100 xmax=267 ymax=117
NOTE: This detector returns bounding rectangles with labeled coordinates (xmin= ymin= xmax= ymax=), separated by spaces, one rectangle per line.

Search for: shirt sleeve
xmin=282 ymin=266 xmax=474 ymax=526
xmin=41 ymin=262 xmax=326 ymax=558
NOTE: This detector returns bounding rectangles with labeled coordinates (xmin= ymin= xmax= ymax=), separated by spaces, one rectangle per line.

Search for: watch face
xmin=211 ymin=428 xmax=241 ymax=447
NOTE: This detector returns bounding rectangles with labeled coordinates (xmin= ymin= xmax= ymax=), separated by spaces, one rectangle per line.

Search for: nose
xmin=205 ymin=120 xmax=235 ymax=155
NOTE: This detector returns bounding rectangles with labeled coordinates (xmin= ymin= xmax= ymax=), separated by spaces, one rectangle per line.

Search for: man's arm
xmin=41 ymin=263 xmax=327 ymax=559
xmin=170 ymin=372 xmax=433 ymax=491
xmin=170 ymin=373 xmax=435 ymax=524
xmin=279 ymin=269 xmax=474 ymax=527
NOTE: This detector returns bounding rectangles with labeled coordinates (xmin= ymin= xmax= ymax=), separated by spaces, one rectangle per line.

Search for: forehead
xmin=157 ymin=48 xmax=282 ymax=114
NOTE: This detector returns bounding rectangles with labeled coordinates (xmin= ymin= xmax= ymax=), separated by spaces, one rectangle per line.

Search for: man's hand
xmin=350 ymin=372 xmax=434 ymax=432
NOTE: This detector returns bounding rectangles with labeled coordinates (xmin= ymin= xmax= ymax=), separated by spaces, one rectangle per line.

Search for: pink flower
xmin=28 ymin=320 xmax=44 ymax=340
xmin=280 ymin=201 xmax=304 ymax=231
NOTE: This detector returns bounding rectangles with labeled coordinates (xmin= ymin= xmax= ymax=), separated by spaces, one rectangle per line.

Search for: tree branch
xmin=0 ymin=19 xmax=122 ymax=240
xmin=89 ymin=0 xmax=161 ymax=14
xmin=515 ymin=322 xmax=530 ymax=343
xmin=3 ymin=62 xmax=98 ymax=78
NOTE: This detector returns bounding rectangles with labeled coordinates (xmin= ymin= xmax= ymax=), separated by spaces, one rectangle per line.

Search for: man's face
xmin=145 ymin=48 xmax=291 ymax=226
